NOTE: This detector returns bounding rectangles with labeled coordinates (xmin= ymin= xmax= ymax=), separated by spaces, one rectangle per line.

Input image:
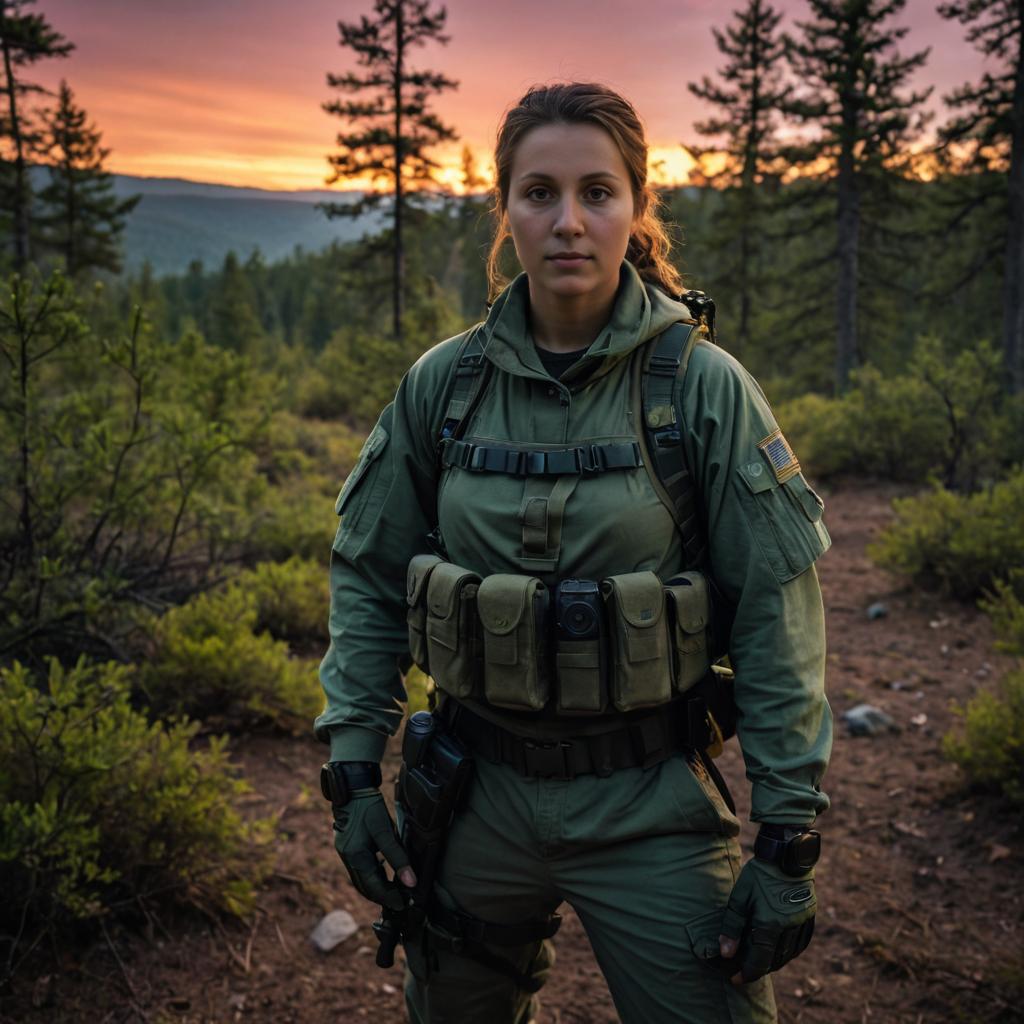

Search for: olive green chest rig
xmin=434 ymin=294 xmax=716 ymax=572
xmin=405 ymin=294 xmax=738 ymax=742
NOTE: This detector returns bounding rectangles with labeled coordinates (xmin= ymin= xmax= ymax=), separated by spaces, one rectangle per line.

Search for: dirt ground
xmin=3 ymin=479 xmax=1023 ymax=1024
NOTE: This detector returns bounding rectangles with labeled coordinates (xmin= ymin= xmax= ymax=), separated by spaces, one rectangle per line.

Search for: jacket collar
xmin=480 ymin=259 xmax=693 ymax=387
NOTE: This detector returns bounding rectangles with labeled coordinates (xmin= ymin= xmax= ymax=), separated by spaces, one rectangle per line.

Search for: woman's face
xmin=505 ymin=121 xmax=638 ymax=305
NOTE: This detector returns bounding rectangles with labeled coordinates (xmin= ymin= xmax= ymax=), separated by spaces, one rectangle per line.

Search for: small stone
xmin=866 ymin=602 xmax=888 ymax=620
xmin=310 ymin=909 xmax=359 ymax=953
xmin=382 ymin=982 xmax=398 ymax=995
xmin=842 ymin=704 xmax=900 ymax=737
xmin=910 ymin=713 xmax=928 ymax=727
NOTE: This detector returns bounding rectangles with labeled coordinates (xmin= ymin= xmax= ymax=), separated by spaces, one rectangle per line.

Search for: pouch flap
xmin=477 ymin=574 xmax=539 ymax=636
xmin=665 ymin=572 xmax=710 ymax=634
xmin=737 ymin=459 xmax=776 ymax=495
xmin=604 ymin=571 xmax=665 ymax=629
xmin=407 ymin=554 xmax=443 ymax=608
xmin=335 ymin=421 xmax=389 ymax=514
xmin=426 ymin=562 xmax=479 ymax=618
xmin=784 ymin=475 xmax=825 ymax=523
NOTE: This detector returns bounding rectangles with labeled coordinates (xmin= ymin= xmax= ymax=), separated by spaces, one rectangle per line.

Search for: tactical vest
xmin=405 ymin=298 xmax=738 ymax=746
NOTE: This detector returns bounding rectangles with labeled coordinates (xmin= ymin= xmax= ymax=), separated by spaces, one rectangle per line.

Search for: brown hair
xmin=486 ymin=82 xmax=683 ymax=303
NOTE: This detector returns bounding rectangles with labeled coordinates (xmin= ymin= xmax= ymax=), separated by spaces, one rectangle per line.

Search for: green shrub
xmin=980 ymin=570 xmax=1024 ymax=656
xmin=943 ymin=669 xmax=1024 ymax=807
xmin=775 ymin=336 xmax=1008 ymax=487
xmin=240 ymin=556 xmax=329 ymax=645
xmin=868 ymin=470 xmax=1024 ymax=599
xmin=243 ymin=474 xmax=338 ymax=563
xmin=0 ymin=658 xmax=273 ymax=978
xmin=139 ymin=586 xmax=323 ymax=731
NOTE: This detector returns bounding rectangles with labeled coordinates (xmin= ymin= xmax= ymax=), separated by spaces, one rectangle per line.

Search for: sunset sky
xmin=37 ymin=0 xmax=991 ymax=193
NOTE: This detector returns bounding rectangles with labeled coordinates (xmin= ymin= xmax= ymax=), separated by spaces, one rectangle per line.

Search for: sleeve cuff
xmin=328 ymin=725 xmax=389 ymax=763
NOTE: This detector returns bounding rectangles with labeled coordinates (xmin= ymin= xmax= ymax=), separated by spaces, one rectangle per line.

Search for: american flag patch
xmin=758 ymin=429 xmax=801 ymax=483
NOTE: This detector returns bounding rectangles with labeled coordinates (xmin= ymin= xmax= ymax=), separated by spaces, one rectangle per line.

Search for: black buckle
xmin=524 ymin=450 xmax=547 ymax=475
xmin=579 ymin=445 xmax=601 ymax=474
xmin=522 ymin=738 xmax=572 ymax=779
xmin=545 ymin=449 xmax=580 ymax=475
xmin=648 ymin=353 xmax=679 ymax=377
xmin=652 ymin=426 xmax=681 ymax=448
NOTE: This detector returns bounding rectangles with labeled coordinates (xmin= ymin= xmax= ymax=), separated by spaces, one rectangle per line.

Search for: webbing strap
xmin=440 ymin=439 xmax=643 ymax=476
xmin=429 ymin=901 xmax=562 ymax=947
xmin=641 ymin=322 xmax=707 ymax=570
xmin=438 ymin=327 xmax=490 ymax=444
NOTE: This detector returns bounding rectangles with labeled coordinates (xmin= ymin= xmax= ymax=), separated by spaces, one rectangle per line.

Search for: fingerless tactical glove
xmin=719 ymin=858 xmax=816 ymax=982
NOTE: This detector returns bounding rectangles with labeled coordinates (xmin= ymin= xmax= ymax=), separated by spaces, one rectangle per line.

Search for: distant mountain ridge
xmin=107 ymin=172 xmax=391 ymax=276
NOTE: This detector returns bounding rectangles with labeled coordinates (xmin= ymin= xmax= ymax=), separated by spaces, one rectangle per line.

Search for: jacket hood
xmin=479 ymin=259 xmax=695 ymax=387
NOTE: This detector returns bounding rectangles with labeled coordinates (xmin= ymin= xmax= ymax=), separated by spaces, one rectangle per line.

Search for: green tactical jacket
xmin=316 ymin=259 xmax=833 ymax=825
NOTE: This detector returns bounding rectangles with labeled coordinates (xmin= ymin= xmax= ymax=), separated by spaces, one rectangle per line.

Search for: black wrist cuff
xmin=754 ymin=825 xmax=821 ymax=876
xmin=320 ymin=761 xmax=383 ymax=805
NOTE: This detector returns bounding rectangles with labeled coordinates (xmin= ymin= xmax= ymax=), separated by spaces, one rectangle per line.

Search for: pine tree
xmin=685 ymin=0 xmax=791 ymax=357
xmin=781 ymin=0 xmax=932 ymax=392
xmin=35 ymin=80 xmax=139 ymax=276
xmin=937 ymin=0 xmax=1024 ymax=393
xmin=0 ymin=0 xmax=72 ymax=273
xmin=321 ymin=0 xmax=458 ymax=342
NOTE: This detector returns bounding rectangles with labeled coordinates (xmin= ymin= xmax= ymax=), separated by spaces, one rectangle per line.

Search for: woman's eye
xmin=527 ymin=187 xmax=550 ymax=201
xmin=586 ymin=187 xmax=610 ymax=201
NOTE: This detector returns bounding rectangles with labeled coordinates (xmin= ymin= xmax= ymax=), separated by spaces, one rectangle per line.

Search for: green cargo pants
xmin=402 ymin=748 xmax=777 ymax=1024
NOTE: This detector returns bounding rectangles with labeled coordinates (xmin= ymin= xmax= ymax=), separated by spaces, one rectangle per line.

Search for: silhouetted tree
xmin=321 ymin=0 xmax=458 ymax=341
xmin=782 ymin=0 xmax=932 ymax=392
xmin=0 ymin=0 xmax=71 ymax=273
xmin=938 ymin=0 xmax=1024 ymax=393
xmin=685 ymin=0 xmax=791 ymax=356
xmin=35 ymin=80 xmax=139 ymax=276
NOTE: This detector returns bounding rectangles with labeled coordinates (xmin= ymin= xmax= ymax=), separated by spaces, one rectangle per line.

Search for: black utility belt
xmin=406 ymin=556 xmax=713 ymax=717
xmin=440 ymin=697 xmax=718 ymax=781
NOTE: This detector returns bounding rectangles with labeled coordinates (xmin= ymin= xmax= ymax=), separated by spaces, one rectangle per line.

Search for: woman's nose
xmin=553 ymin=196 xmax=584 ymax=236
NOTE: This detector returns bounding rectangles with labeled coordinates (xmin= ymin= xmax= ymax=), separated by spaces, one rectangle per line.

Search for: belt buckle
xmin=523 ymin=738 xmax=572 ymax=779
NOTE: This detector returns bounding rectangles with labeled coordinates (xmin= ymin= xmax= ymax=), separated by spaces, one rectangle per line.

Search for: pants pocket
xmin=407 ymin=554 xmax=444 ymax=674
xmin=665 ymin=571 xmax=712 ymax=695
xmin=477 ymin=574 xmax=550 ymax=711
xmin=601 ymin=571 xmax=672 ymax=711
xmin=426 ymin=562 xmax=482 ymax=699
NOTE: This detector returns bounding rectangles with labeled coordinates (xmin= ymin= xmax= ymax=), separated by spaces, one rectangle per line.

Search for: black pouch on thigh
xmin=601 ymin=570 xmax=672 ymax=711
xmin=425 ymin=561 xmax=481 ymax=698
xmin=407 ymin=554 xmax=444 ymax=674
xmin=477 ymin=574 xmax=550 ymax=711
xmin=664 ymin=571 xmax=712 ymax=695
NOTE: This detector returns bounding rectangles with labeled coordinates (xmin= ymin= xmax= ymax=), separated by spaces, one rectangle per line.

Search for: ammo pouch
xmin=407 ymin=557 xmax=714 ymax=717
xmin=477 ymin=574 xmax=550 ymax=711
xmin=424 ymin=561 xmax=482 ymax=699
xmin=601 ymin=571 xmax=673 ymax=711
xmin=407 ymin=554 xmax=444 ymax=675
xmin=664 ymin=572 xmax=712 ymax=694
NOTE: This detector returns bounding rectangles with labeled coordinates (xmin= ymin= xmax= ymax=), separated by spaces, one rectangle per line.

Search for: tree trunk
xmin=835 ymin=120 xmax=860 ymax=394
xmin=1 ymin=4 xmax=30 ymax=274
xmin=1002 ymin=3 xmax=1024 ymax=394
xmin=392 ymin=0 xmax=405 ymax=343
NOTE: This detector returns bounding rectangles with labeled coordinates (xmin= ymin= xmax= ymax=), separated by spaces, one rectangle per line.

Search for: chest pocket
xmin=735 ymin=464 xmax=830 ymax=582
xmin=333 ymin=416 xmax=392 ymax=558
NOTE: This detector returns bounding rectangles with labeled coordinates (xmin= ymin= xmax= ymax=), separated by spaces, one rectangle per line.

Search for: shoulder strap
xmin=437 ymin=325 xmax=491 ymax=448
xmin=640 ymin=320 xmax=708 ymax=570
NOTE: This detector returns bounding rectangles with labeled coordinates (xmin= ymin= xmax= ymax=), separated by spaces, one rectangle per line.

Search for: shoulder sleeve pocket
xmin=735 ymin=465 xmax=831 ymax=583
xmin=332 ymin=419 xmax=392 ymax=556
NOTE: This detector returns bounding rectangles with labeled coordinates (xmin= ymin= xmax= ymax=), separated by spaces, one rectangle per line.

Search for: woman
xmin=316 ymin=82 xmax=832 ymax=1024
